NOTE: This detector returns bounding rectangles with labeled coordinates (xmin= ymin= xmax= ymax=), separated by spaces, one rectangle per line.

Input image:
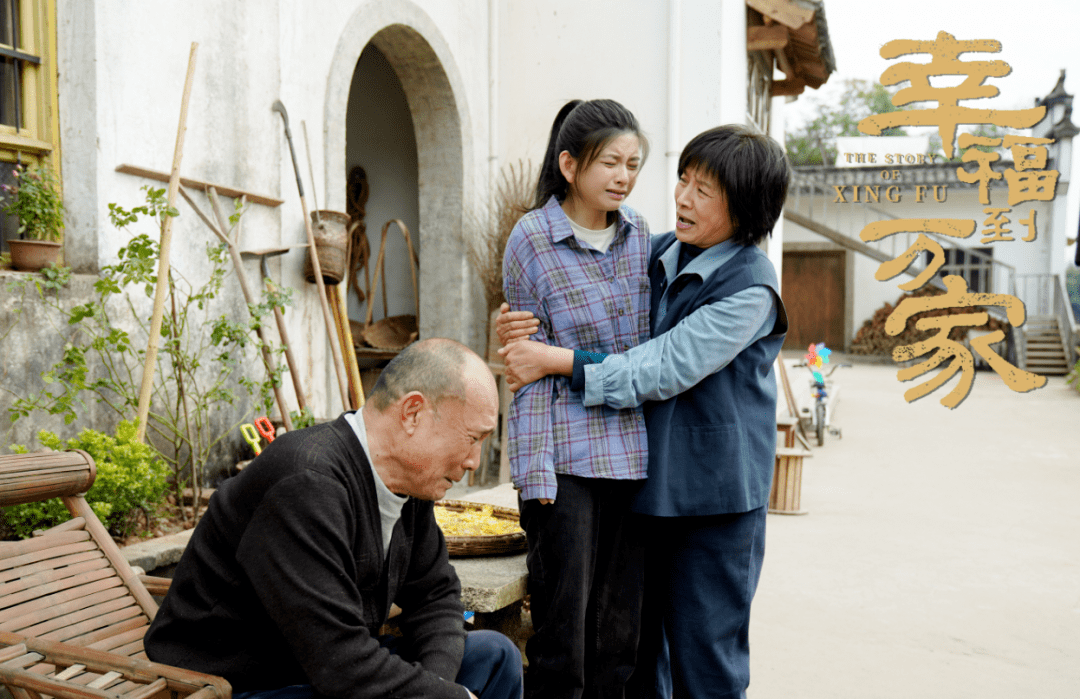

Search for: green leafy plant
xmin=1 ymin=165 xmax=64 ymax=242
xmin=6 ymin=187 xmax=291 ymax=522
xmin=1067 ymin=359 xmax=1080 ymax=394
xmin=290 ymin=406 xmax=316 ymax=429
xmin=785 ymin=79 xmax=1019 ymax=167
xmin=786 ymin=80 xmax=909 ymax=167
xmin=2 ymin=421 xmax=168 ymax=539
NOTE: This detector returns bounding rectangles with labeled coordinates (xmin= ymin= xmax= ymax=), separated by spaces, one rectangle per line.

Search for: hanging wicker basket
xmin=303 ymin=210 xmax=350 ymax=285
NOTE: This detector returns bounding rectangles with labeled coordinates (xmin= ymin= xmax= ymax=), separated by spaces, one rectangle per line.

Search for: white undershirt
xmin=344 ymin=410 xmax=407 ymax=558
xmin=567 ymin=217 xmax=617 ymax=254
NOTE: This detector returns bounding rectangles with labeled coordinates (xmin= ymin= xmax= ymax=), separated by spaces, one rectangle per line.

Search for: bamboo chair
xmin=0 ymin=450 xmax=230 ymax=699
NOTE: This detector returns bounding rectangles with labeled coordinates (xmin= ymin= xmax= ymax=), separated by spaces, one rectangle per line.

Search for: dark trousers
xmin=232 ymin=630 xmax=522 ymax=699
xmin=519 ymin=474 xmax=645 ymax=699
xmin=627 ymin=506 xmax=767 ymax=699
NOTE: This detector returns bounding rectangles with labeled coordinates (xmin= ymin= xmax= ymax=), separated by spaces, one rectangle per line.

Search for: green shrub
xmin=8 ymin=188 xmax=291 ymax=522
xmin=3 ymin=420 xmax=169 ymax=539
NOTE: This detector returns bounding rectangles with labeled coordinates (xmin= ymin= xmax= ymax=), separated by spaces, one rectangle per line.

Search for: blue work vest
xmin=632 ymin=233 xmax=789 ymax=517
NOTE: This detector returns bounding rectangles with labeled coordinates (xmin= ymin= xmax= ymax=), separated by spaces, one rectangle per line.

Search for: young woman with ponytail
xmin=501 ymin=99 xmax=650 ymax=699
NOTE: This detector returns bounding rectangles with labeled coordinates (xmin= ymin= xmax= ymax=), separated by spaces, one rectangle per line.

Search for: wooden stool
xmin=769 ymin=446 xmax=812 ymax=515
xmin=776 ymin=415 xmax=799 ymax=449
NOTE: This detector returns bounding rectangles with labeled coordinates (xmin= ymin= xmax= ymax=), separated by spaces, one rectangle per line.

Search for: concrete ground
xmin=452 ymin=359 xmax=1080 ymax=697
xmin=748 ymin=360 xmax=1079 ymax=698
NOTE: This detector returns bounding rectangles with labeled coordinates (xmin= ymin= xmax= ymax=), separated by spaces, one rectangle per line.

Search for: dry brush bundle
xmin=466 ymin=160 xmax=536 ymax=317
xmin=850 ymin=285 xmax=1012 ymax=356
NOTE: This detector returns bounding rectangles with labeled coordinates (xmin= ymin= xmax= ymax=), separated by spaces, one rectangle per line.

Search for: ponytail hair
xmin=531 ymin=99 xmax=648 ymax=210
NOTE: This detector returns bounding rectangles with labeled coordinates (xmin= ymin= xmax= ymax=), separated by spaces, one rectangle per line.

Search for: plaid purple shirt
xmin=503 ymin=196 xmax=651 ymax=501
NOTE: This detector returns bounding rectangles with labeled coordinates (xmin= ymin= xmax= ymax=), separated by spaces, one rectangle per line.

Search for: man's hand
xmin=497 ymin=340 xmax=573 ymax=391
xmin=495 ymin=302 xmax=540 ymax=346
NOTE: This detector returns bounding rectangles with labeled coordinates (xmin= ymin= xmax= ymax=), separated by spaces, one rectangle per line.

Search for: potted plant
xmin=3 ymin=164 xmax=64 ymax=271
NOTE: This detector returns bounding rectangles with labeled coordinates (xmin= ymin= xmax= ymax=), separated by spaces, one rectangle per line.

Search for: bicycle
xmin=796 ymin=344 xmax=851 ymax=446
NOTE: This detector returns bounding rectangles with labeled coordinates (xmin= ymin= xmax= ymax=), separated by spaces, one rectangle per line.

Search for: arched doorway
xmin=345 ymin=42 xmax=420 ymax=330
xmin=325 ymin=2 xmax=478 ymax=349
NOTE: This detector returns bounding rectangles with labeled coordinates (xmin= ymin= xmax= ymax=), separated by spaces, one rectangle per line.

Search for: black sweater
xmin=145 ymin=415 xmax=469 ymax=699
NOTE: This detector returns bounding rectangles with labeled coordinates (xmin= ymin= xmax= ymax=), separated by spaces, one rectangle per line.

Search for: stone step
xmin=1027 ymin=360 xmax=1069 ymax=369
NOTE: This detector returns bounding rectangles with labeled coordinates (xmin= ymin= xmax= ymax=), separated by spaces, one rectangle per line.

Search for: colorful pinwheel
xmin=805 ymin=342 xmax=831 ymax=383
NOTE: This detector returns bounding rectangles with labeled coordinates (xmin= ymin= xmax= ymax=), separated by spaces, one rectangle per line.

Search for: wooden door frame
xmin=782 ymin=243 xmax=855 ymax=351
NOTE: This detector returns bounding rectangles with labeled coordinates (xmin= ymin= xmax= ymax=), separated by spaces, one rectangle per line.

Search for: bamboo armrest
xmin=139 ymin=575 xmax=173 ymax=596
xmin=0 ymin=451 xmax=96 ymax=507
xmin=0 ymin=630 xmax=230 ymax=699
xmin=0 ymin=451 xmax=229 ymax=699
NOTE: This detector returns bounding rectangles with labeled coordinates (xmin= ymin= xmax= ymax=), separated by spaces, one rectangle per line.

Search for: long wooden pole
xmin=328 ymin=284 xmax=363 ymax=408
xmin=136 ymin=42 xmax=198 ymax=443
xmin=303 ymin=119 xmax=361 ymax=409
xmin=183 ymin=186 xmax=294 ymax=433
xmin=115 ymin=164 xmax=283 ymax=207
xmin=168 ymin=278 xmax=200 ymax=524
xmin=273 ymin=101 xmax=352 ymax=410
xmin=258 ymin=256 xmax=309 ymax=414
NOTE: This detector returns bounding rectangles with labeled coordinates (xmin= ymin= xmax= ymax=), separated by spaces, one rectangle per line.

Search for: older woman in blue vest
xmin=497 ymin=124 xmax=791 ymax=699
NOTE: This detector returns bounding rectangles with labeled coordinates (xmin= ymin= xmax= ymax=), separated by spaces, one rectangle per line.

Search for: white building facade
xmin=2 ymin=0 xmax=834 ymax=466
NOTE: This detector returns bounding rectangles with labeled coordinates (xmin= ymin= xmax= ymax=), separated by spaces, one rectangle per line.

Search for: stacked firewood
xmin=850 ymin=286 xmax=1011 ymax=356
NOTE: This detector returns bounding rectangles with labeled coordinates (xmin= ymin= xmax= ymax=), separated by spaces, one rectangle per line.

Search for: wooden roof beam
xmin=748 ymin=24 xmax=789 ymax=52
xmin=772 ymin=78 xmax=806 ymax=97
xmin=799 ymin=61 xmax=829 ymax=82
xmin=775 ymin=45 xmax=796 ymax=77
xmin=746 ymin=0 xmax=814 ymax=30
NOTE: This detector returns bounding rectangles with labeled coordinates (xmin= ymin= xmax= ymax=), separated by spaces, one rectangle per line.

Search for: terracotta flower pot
xmin=7 ymin=239 xmax=62 ymax=272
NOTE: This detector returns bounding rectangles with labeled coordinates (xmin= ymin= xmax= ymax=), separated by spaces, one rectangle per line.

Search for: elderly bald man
xmin=146 ymin=338 xmax=521 ymax=699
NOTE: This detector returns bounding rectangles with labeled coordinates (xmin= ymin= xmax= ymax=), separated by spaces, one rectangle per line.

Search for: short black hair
xmin=677 ymin=125 xmax=790 ymax=247
xmin=367 ymin=339 xmax=468 ymax=413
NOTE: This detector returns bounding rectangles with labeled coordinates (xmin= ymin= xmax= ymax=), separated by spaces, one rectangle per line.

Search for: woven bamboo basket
xmin=363 ymin=314 xmax=418 ymax=350
xmin=303 ymin=210 xmax=350 ymax=285
xmin=361 ymin=219 xmax=420 ymax=350
xmin=435 ymin=500 xmax=526 ymax=557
